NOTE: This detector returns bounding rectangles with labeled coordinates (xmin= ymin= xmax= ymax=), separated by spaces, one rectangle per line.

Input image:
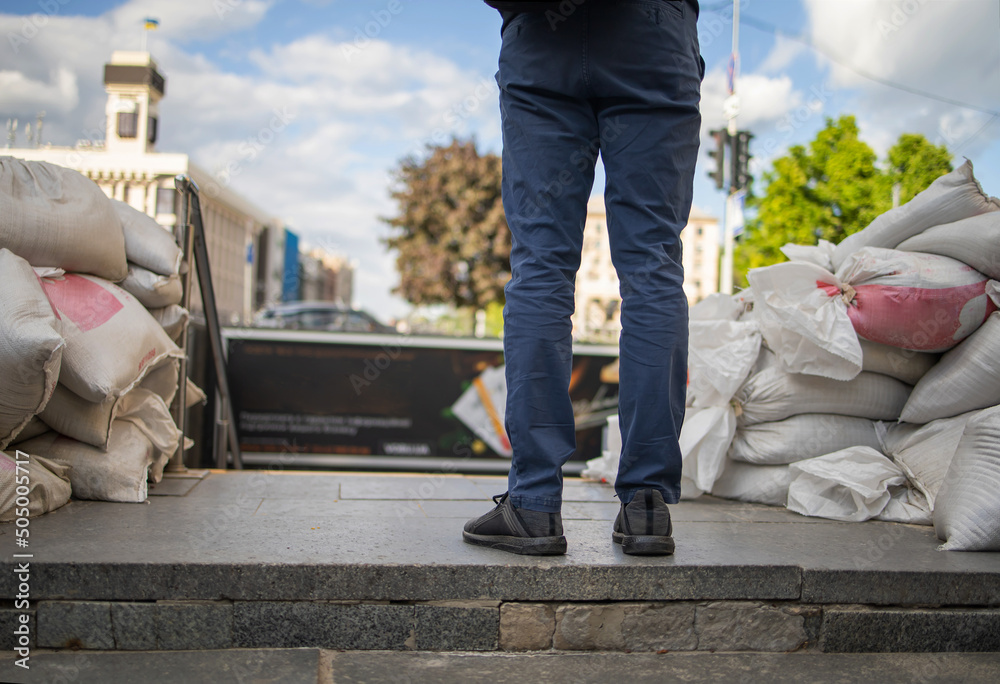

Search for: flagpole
xmin=720 ymin=0 xmax=740 ymax=295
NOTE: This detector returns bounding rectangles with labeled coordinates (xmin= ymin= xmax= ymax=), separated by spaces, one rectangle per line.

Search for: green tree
xmin=879 ymin=132 xmax=954 ymax=210
xmin=734 ymin=116 xmax=952 ymax=286
xmin=382 ymin=138 xmax=510 ymax=310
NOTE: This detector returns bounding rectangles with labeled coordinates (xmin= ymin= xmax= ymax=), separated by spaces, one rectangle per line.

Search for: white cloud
xmin=803 ymin=0 xmax=1000 ymax=158
xmin=0 ymin=66 xmax=78 ymax=112
xmin=757 ymin=35 xmax=806 ymax=74
xmin=701 ymin=68 xmax=802 ymax=131
xmin=109 ymin=0 xmax=274 ymax=42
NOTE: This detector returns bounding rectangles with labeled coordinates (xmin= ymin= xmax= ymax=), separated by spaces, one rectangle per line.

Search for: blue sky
xmin=2 ymin=0 xmax=999 ymax=320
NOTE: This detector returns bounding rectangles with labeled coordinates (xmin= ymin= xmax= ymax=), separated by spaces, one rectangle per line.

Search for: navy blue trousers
xmin=498 ymin=0 xmax=704 ymax=512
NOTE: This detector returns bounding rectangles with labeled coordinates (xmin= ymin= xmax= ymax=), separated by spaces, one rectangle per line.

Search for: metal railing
xmin=166 ymin=174 xmax=243 ymax=472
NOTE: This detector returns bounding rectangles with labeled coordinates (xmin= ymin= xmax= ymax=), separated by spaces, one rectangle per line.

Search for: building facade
xmin=572 ymin=196 xmax=720 ymax=342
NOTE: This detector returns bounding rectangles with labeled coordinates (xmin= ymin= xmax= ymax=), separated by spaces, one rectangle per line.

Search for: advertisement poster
xmin=223 ymin=330 xmax=619 ymax=464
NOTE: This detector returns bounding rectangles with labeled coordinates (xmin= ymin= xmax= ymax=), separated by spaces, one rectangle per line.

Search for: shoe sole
xmin=463 ymin=531 xmax=567 ymax=556
xmin=613 ymin=531 xmax=675 ymax=556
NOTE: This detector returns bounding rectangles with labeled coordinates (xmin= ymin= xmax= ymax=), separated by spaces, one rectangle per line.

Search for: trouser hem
xmin=509 ymin=494 xmax=562 ymax=513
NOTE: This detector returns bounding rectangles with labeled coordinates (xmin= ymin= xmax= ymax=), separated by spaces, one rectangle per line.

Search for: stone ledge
xmin=821 ymin=607 xmax=1000 ymax=653
xmin=802 ymin=570 xmax=1000 ymax=607
xmin=12 ymin=562 xmax=803 ymax=603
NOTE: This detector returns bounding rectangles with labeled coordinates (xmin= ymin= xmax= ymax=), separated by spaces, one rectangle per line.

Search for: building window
xmin=117 ymin=111 xmax=138 ymax=139
xmin=147 ymin=116 xmax=158 ymax=144
xmin=156 ymin=187 xmax=177 ymax=215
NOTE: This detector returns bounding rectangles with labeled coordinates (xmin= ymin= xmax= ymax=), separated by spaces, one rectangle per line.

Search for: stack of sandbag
xmin=0 ymin=157 xmax=196 ymax=506
xmin=716 ymin=161 xmax=1000 ymax=545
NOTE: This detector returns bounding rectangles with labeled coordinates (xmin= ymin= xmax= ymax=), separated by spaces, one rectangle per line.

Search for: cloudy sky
xmin=2 ymin=0 xmax=999 ymax=320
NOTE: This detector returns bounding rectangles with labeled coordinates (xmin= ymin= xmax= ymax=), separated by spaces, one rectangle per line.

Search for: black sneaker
xmin=613 ymin=488 xmax=675 ymax=556
xmin=463 ymin=493 xmax=567 ymax=556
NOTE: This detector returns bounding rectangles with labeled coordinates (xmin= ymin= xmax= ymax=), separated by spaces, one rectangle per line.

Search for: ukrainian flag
xmin=144 ymin=17 xmax=159 ymax=30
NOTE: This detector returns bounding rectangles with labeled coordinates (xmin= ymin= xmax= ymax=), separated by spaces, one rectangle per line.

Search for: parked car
xmin=253 ymin=302 xmax=396 ymax=334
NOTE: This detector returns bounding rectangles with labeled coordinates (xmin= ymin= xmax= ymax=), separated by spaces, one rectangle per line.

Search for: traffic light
xmin=707 ymin=129 xmax=728 ymax=191
xmin=730 ymin=130 xmax=753 ymax=192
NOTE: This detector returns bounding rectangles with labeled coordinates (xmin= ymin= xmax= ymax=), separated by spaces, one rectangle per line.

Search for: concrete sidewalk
xmin=1 ymin=470 xmax=998 ymax=683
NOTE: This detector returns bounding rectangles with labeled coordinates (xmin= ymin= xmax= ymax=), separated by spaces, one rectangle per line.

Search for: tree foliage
xmin=734 ymin=116 xmax=953 ymax=286
xmin=382 ymin=138 xmax=510 ymax=309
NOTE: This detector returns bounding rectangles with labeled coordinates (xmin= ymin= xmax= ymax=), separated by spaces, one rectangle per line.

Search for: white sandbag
xmin=111 ymin=199 xmax=182 ymax=276
xmin=149 ymin=305 xmax=189 ymax=345
xmin=20 ymin=390 xmax=181 ymax=502
xmin=934 ymin=405 xmax=1000 ymax=551
xmin=38 ymin=272 xmax=182 ymax=403
xmin=901 ymin=310 xmax=1000 ymax=423
xmin=39 ymin=359 xmax=178 ymax=449
xmin=687 ymin=319 xmax=761 ymax=408
xmin=780 ymin=239 xmax=835 ymax=271
xmin=679 ymin=405 xmax=737 ymax=495
xmin=137 ymin=358 xmax=181 ymax=406
xmin=730 ymin=414 xmax=882 ymax=466
xmin=0 ymin=249 xmax=64 ymax=449
xmin=748 ymin=261 xmax=863 ymax=380
xmin=710 ymin=460 xmax=791 ymax=507
xmin=874 ymin=485 xmax=932 ymax=525
xmin=0 ymin=450 xmax=72 ymax=521
xmin=786 ymin=447 xmax=910 ymax=522
xmin=0 ymin=157 xmax=127 ymax=281
xmin=8 ymin=417 xmax=50 ymax=446
xmin=118 ymin=264 xmax=183 ymax=309
xmin=122 ymin=390 xmax=183 ymax=484
xmin=882 ymin=410 xmax=977 ymax=508
xmin=749 ymin=249 xmax=996 ymax=380
xmin=689 ymin=293 xmax=742 ymax=321
xmin=735 ymin=366 xmax=910 ymax=427
xmin=582 ymin=415 xmax=621 ymax=485
xmin=832 ymin=160 xmax=1000 ymax=270
xmin=185 ymin=378 xmax=207 ymax=407
xmin=896 ymin=212 xmax=1000 ymax=281
xmin=858 ymin=338 xmax=938 ymax=386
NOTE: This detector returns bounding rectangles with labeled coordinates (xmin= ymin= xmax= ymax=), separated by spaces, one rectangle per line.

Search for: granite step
xmin=2 ymin=471 xmax=998 ymax=656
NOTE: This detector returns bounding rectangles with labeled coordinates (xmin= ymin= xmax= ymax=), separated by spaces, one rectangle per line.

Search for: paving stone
xmin=340 ymin=476 xmax=484 ymax=501
xmin=326 ymin=650 xmax=1000 ymax=684
xmin=37 ymin=601 xmax=114 ymax=650
xmin=156 ymin=601 xmax=233 ymax=650
xmin=414 ymin=602 xmax=499 ymax=651
xmin=233 ymin=601 xmax=413 ymax=649
xmin=500 ymin=603 xmax=556 ymax=651
xmin=821 ymin=607 xmax=1000 ymax=653
xmin=621 ymin=603 xmax=698 ymax=652
xmin=553 ymin=604 xmax=626 ymax=651
xmin=0 ymin=607 xmax=33 ymax=651
xmin=696 ymin=601 xmax=807 ymax=652
xmin=111 ymin=603 xmax=157 ymax=650
xmin=0 ymin=648 xmax=322 ymax=684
